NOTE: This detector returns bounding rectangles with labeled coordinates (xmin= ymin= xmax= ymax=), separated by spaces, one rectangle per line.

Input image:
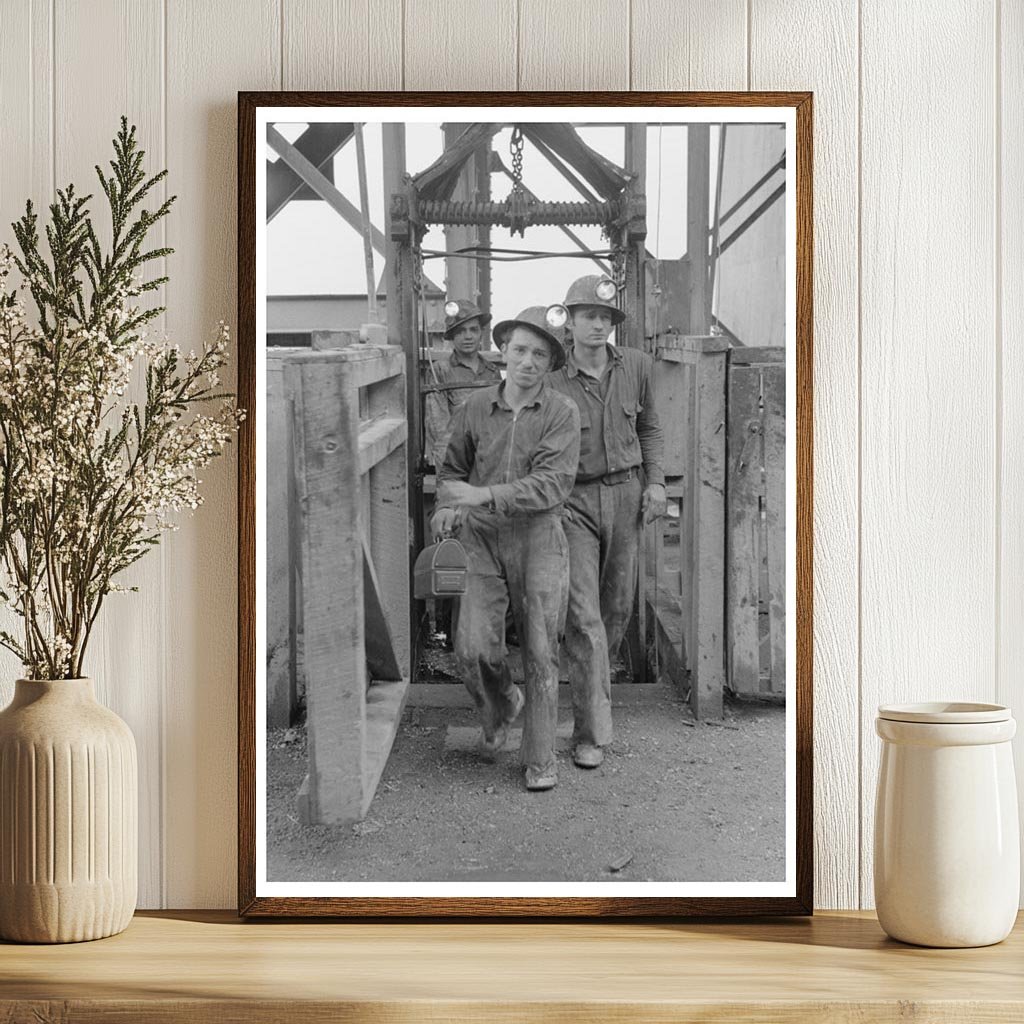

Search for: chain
xmin=510 ymin=127 xmax=524 ymax=187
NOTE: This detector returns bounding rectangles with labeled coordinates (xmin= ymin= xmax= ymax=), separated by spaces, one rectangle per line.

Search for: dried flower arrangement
xmin=0 ymin=118 xmax=242 ymax=679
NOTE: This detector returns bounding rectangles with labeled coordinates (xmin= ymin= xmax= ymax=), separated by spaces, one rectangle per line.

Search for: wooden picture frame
xmin=238 ymin=91 xmax=813 ymax=917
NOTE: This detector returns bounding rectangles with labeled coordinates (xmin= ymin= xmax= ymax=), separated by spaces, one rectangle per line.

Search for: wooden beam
xmin=362 ymin=538 xmax=403 ymax=682
xmin=268 ymin=124 xmax=387 ymax=253
xmin=357 ymin=416 xmax=407 ymax=476
xmin=287 ymin=358 xmax=365 ymax=825
xmin=687 ymin=125 xmax=711 ymax=335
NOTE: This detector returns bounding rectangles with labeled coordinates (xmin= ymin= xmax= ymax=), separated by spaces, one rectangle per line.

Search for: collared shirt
xmin=439 ymin=380 xmax=581 ymax=516
xmin=547 ymin=343 xmax=665 ymax=486
xmin=435 ymin=348 xmax=503 ymax=412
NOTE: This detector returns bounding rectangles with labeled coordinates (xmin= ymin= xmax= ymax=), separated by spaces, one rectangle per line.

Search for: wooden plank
xmin=362 ymin=538 xmax=402 ymax=682
xmin=0 ymin=0 xmax=53 ymax=696
xmin=859 ymin=1 xmax=997 ymax=909
xmin=751 ymin=0 xmax=859 ymax=910
xmin=289 ymin=360 xmax=366 ymax=826
xmin=266 ymin=355 xmax=295 ymax=727
xmin=10 ymin=910 xmax=1024 ymax=1014
xmin=53 ymin=0 xmax=165 ymax=910
xmin=688 ymin=341 xmax=728 ymax=719
xmin=763 ymin=364 xmax=786 ymax=693
xmin=361 ymin=678 xmax=411 ymax=815
xmin=725 ymin=363 xmax=762 ymax=695
xmin=730 ymin=347 xmax=785 ymax=366
xmin=518 ymin=0 xmax=628 ymax=90
xmin=404 ymin=0 xmax=516 ymax=90
xmin=291 ymin=344 xmax=406 ymax=388
xmin=631 ymin=0 xmax=746 ymax=90
xmin=282 ymin=0 xmax=402 ymax=90
xmin=367 ymin=372 xmax=411 ymax=677
xmin=357 ymin=416 xmax=407 ymax=475
xmin=687 ymin=125 xmax=711 ymax=335
xmin=164 ymin=0 xmax=280 ymax=905
xmin=1000 ymin=0 xmax=1024 ymax=907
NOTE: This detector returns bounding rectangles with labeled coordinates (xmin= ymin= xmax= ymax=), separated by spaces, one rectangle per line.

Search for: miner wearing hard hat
xmin=432 ymin=307 xmax=579 ymax=792
xmin=547 ymin=275 xmax=667 ymax=770
xmin=427 ymin=299 xmax=502 ymax=468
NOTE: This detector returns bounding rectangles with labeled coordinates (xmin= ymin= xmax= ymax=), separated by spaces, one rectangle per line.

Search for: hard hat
xmin=492 ymin=306 xmax=567 ymax=370
xmin=443 ymin=298 xmax=491 ymax=339
xmin=562 ymin=275 xmax=625 ymax=325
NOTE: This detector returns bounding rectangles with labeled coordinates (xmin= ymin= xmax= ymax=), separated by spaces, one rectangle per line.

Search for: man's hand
xmin=438 ymin=480 xmax=492 ymax=509
xmin=430 ymin=507 xmax=460 ymax=541
xmin=641 ymin=483 xmax=668 ymax=524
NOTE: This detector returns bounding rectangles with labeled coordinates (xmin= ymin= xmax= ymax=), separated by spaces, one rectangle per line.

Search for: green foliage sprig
xmin=0 ymin=117 xmax=242 ymax=679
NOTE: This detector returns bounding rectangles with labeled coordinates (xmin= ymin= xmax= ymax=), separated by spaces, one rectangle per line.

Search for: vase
xmin=0 ymin=678 xmax=137 ymax=942
xmin=874 ymin=702 xmax=1019 ymax=947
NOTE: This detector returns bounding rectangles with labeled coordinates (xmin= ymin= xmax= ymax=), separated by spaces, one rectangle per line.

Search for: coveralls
xmin=548 ymin=344 xmax=665 ymax=748
xmin=428 ymin=349 xmax=502 ymax=469
xmin=438 ymin=380 xmax=581 ymax=776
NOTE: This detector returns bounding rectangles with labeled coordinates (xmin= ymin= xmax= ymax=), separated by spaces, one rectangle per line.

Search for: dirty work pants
xmin=563 ymin=476 xmax=642 ymax=748
xmin=455 ymin=510 xmax=569 ymax=774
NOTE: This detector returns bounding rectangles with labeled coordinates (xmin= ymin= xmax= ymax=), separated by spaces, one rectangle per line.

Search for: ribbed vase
xmin=0 ymin=678 xmax=137 ymax=943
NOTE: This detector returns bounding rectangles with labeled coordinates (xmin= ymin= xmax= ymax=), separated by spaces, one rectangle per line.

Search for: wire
xmin=420 ymin=246 xmax=617 ymax=263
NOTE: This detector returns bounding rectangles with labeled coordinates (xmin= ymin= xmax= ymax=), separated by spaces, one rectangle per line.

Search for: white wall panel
xmin=750 ymin=0 xmax=860 ymax=910
xmin=283 ymin=0 xmax=402 ymax=90
xmin=53 ymin=0 xmax=167 ymax=909
xmin=164 ymin=0 xmax=280 ymax=908
xmin=859 ymin=0 xmax=998 ymax=907
xmin=631 ymin=0 xmax=746 ymax=91
xmin=1000 ymin=0 xmax=1024 ymax=899
xmin=404 ymin=0 xmax=516 ymax=90
xmin=519 ymin=0 xmax=628 ymax=91
xmin=0 ymin=0 xmax=1018 ymax=911
xmin=0 ymin=3 xmax=52 ymax=695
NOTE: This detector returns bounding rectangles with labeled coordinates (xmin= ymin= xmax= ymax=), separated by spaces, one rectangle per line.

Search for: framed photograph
xmin=238 ymin=91 xmax=812 ymax=916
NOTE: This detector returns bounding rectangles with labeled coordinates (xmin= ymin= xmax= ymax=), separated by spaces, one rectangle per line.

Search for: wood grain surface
xmin=2 ymin=911 xmax=1024 ymax=1023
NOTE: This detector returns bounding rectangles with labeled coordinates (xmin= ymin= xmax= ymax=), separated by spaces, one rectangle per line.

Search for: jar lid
xmin=877 ymin=701 xmax=1011 ymax=724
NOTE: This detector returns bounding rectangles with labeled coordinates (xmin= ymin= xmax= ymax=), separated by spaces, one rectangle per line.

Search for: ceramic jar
xmin=874 ymin=702 xmax=1019 ymax=947
xmin=0 ymin=678 xmax=137 ymax=943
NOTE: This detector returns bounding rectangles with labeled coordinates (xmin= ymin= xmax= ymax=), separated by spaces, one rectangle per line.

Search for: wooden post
xmin=442 ymin=123 xmax=477 ymax=306
xmin=383 ymin=124 xmax=422 ymax=664
xmin=266 ymin=352 xmax=295 ymax=727
xmin=287 ymin=353 xmax=365 ymax=826
xmin=682 ymin=335 xmax=729 ymax=719
xmin=762 ymin=362 xmax=787 ymax=693
xmin=687 ymin=125 xmax=711 ymax=335
xmin=725 ymin=358 xmax=763 ymax=695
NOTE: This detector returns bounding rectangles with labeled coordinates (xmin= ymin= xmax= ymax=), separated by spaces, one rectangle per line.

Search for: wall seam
xmin=159 ymin=0 xmax=169 ymax=910
xmin=994 ymin=0 xmax=1003 ymax=707
xmin=855 ymin=0 xmax=864 ymax=910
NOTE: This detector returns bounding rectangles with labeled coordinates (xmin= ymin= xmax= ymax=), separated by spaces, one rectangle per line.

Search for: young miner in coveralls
xmin=548 ymin=275 xmax=666 ymax=770
xmin=431 ymin=307 xmax=580 ymax=791
xmin=429 ymin=299 xmax=502 ymax=468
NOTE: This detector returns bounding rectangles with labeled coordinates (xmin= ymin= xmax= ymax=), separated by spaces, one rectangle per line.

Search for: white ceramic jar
xmin=874 ymin=702 xmax=1019 ymax=947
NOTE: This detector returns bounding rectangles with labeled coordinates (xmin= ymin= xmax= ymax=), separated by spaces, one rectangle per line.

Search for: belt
xmin=579 ymin=467 xmax=637 ymax=486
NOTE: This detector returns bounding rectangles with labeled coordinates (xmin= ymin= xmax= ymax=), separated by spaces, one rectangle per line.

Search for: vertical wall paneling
xmin=518 ymin=0 xmax=628 ymax=91
xmin=750 ymin=0 xmax=860 ymax=910
xmin=282 ymin=0 xmax=403 ymax=90
xmin=860 ymin=1 xmax=997 ymax=908
xmin=630 ymin=0 xmax=746 ymax=91
xmin=53 ymin=0 xmax=166 ymax=909
xmin=403 ymin=0 xmax=516 ymax=90
xmin=999 ymin=0 xmax=1024 ymax=898
xmin=164 ymin=0 xmax=280 ymax=907
xmin=0 ymin=1 xmax=53 ymax=694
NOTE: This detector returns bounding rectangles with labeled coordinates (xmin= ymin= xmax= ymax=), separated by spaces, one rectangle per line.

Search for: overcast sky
xmin=267 ymin=122 xmax=701 ymax=319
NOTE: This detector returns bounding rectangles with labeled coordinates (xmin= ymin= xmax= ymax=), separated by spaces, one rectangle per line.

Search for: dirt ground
xmin=266 ymin=678 xmax=786 ymax=884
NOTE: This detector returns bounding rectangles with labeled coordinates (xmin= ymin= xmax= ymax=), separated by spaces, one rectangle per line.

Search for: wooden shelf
xmin=2 ymin=910 xmax=1023 ymax=1022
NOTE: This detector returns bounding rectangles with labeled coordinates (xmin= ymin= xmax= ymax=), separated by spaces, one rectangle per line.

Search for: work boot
xmin=477 ymin=686 xmax=524 ymax=758
xmin=572 ymin=743 xmax=604 ymax=769
xmin=525 ymin=764 xmax=558 ymax=791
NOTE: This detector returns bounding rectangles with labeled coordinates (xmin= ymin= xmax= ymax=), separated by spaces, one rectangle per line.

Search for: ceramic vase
xmin=874 ymin=702 xmax=1019 ymax=948
xmin=0 ymin=678 xmax=137 ymax=943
